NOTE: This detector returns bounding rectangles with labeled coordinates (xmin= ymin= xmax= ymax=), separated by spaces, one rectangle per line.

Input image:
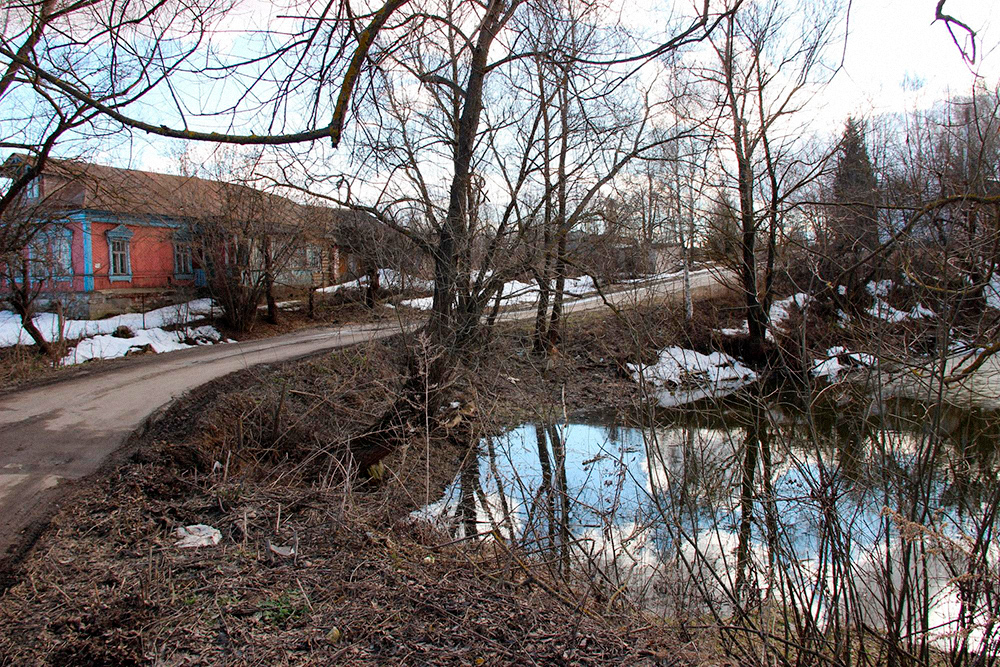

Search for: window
xmin=28 ymin=227 xmax=73 ymax=281
xmin=53 ymin=229 xmax=73 ymax=276
xmin=111 ymin=239 xmax=129 ymax=274
xmin=24 ymin=177 xmax=40 ymax=199
xmin=106 ymin=224 xmax=133 ymax=282
xmin=305 ymin=246 xmax=320 ymax=269
xmin=174 ymin=242 xmax=193 ymax=278
xmin=173 ymin=229 xmax=194 ymax=279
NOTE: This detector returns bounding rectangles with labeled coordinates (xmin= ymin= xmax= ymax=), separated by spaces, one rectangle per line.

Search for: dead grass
xmin=0 ymin=328 xmax=707 ymax=665
xmin=0 ymin=344 xmax=73 ymax=391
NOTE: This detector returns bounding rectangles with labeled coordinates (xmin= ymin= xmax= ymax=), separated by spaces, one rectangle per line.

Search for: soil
xmin=0 ymin=299 xmax=734 ymax=665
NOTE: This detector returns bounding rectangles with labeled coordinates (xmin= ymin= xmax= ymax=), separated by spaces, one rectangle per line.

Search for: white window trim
xmin=106 ymin=224 xmax=133 ymax=283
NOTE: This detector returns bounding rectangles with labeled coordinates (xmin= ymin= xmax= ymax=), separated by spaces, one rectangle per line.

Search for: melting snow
xmin=811 ymin=346 xmax=877 ymax=380
xmin=770 ymin=293 xmax=811 ymax=325
xmin=60 ymin=324 xmax=223 ymax=366
xmin=630 ymin=347 xmax=757 ymax=407
xmin=0 ymin=298 xmax=227 ymax=365
xmin=865 ymin=280 xmax=935 ymax=322
xmin=319 ymin=269 xmax=433 ymax=293
xmin=0 ymin=298 xmax=218 ymax=347
xmin=398 ymin=275 xmax=599 ymax=310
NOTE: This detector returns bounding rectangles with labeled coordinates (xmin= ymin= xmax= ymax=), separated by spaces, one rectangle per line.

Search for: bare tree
xmin=191 ymin=157 xmax=310 ymax=333
xmin=0 ymin=196 xmax=70 ymax=355
xmin=696 ymin=0 xmax=842 ymax=349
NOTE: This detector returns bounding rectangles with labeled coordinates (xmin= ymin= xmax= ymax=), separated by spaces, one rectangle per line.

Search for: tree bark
xmin=8 ymin=260 xmax=50 ymax=355
xmin=430 ymin=0 xmax=513 ymax=348
xmin=546 ymin=70 xmax=571 ymax=351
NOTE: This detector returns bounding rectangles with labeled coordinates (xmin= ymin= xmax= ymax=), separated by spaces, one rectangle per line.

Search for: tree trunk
xmin=263 ymin=237 xmax=278 ymax=325
xmin=429 ymin=0 xmax=511 ymax=348
xmin=364 ymin=263 xmax=380 ymax=308
xmin=722 ymin=13 xmax=766 ymax=350
xmin=736 ymin=146 xmax=766 ymax=347
xmin=547 ymin=229 xmax=568 ymax=349
xmin=546 ymin=71 xmax=570 ymax=351
xmin=533 ymin=59 xmax=555 ymax=354
xmin=14 ymin=299 xmax=50 ymax=356
xmin=8 ymin=260 xmax=50 ymax=355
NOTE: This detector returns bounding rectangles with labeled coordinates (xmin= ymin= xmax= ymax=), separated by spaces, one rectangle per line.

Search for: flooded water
xmin=419 ymin=393 xmax=1000 ymax=663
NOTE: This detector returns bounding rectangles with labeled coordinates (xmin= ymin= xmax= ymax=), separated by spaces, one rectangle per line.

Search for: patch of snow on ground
xmin=864 ymin=280 xmax=934 ymax=322
xmin=713 ymin=292 xmax=809 ymax=341
xmin=811 ymin=346 xmax=877 ymax=380
xmin=398 ymin=295 xmax=435 ymax=310
xmin=770 ymin=293 xmax=811 ymax=326
xmin=564 ymin=275 xmax=596 ymax=295
xmin=867 ymin=280 xmax=892 ymax=298
xmin=318 ymin=269 xmax=433 ymax=294
xmin=398 ymin=275 xmax=602 ymax=310
xmin=60 ymin=325 xmax=224 ymax=366
xmin=0 ymin=298 xmax=218 ymax=347
xmin=630 ymin=347 xmax=757 ymax=407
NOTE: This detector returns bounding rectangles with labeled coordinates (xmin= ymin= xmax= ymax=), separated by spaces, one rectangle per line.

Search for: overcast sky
xmin=819 ymin=0 xmax=998 ymax=123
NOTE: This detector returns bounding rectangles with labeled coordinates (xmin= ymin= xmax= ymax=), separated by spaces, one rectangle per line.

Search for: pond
xmin=417 ymin=392 xmax=1000 ymax=664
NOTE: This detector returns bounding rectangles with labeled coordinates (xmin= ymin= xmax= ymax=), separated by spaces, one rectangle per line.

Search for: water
xmin=418 ymin=396 xmax=1000 ymax=661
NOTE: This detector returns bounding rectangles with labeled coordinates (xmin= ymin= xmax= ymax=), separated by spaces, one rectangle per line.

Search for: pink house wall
xmin=88 ymin=221 xmax=191 ymax=290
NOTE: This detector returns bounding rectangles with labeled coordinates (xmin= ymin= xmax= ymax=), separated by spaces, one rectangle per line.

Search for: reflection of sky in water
xmin=423 ymin=421 xmax=983 ymax=556
xmin=418 ymin=415 xmax=1000 ymax=651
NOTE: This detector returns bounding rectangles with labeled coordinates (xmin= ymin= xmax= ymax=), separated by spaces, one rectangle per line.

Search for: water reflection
xmin=418 ymin=395 xmax=1000 ymax=663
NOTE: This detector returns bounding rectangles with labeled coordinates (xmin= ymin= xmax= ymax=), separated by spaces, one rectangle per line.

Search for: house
xmin=1 ymin=155 xmax=362 ymax=318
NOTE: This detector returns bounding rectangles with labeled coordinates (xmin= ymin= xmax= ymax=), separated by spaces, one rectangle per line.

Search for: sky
xmin=38 ymin=0 xmax=1000 ymax=176
xmin=819 ymin=0 xmax=999 ymax=124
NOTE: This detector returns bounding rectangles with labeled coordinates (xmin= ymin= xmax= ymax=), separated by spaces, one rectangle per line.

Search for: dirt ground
xmin=0 ymin=300 xmax=736 ymax=666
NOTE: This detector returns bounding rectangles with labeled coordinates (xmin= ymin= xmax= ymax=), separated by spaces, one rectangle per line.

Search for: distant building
xmin=1 ymin=155 xmax=365 ymax=318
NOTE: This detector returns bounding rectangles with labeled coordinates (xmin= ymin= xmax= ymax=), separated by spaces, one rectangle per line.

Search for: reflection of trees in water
xmin=457 ymin=443 xmax=480 ymax=540
xmin=647 ymin=390 xmax=1000 ymax=666
xmin=456 ymin=426 xmax=573 ymax=576
xmin=531 ymin=424 xmax=556 ymax=551
xmin=444 ymin=391 xmax=999 ymax=664
xmin=547 ymin=425 xmax=572 ymax=575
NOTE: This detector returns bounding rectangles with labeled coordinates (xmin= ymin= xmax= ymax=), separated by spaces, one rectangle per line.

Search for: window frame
xmin=24 ymin=177 xmax=40 ymax=200
xmin=106 ymin=224 xmax=133 ymax=283
xmin=26 ymin=226 xmax=74 ymax=282
xmin=173 ymin=241 xmax=194 ymax=279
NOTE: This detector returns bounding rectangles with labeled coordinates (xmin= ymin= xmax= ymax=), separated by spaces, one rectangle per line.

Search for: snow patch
xmin=319 ymin=269 xmax=433 ymax=294
xmin=398 ymin=275 xmax=600 ymax=310
xmin=0 ymin=298 xmax=218 ymax=347
xmin=60 ymin=325 xmax=223 ymax=365
xmin=770 ymin=293 xmax=811 ymax=326
xmin=865 ymin=280 xmax=935 ymax=322
xmin=630 ymin=347 xmax=757 ymax=407
xmin=811 ymin=346 xmax=877 ymax=380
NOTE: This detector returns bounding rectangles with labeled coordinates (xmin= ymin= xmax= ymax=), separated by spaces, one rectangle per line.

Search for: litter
xmin=174 ymin=524 xmax=222 ymax=548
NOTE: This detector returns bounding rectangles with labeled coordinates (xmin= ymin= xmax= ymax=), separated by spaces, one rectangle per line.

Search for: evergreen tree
xmin=830 ymin=118 xmax=879 ymax=255
xmin=823 ymin=118 xmax=881 ymax=307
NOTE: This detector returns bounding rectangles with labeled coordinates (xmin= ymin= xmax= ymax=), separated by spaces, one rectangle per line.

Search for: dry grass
xmin=0 ymin=344 xmax=68 ymax=391
xmin=0 ymin=329 xmax=704 ymax=665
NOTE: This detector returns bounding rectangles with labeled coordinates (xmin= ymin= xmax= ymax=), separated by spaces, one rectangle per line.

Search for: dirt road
xmin=0 ymin=321 xmax=413 ymax=560
xmin=0 ymin=268 xmax=728 ymax=561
